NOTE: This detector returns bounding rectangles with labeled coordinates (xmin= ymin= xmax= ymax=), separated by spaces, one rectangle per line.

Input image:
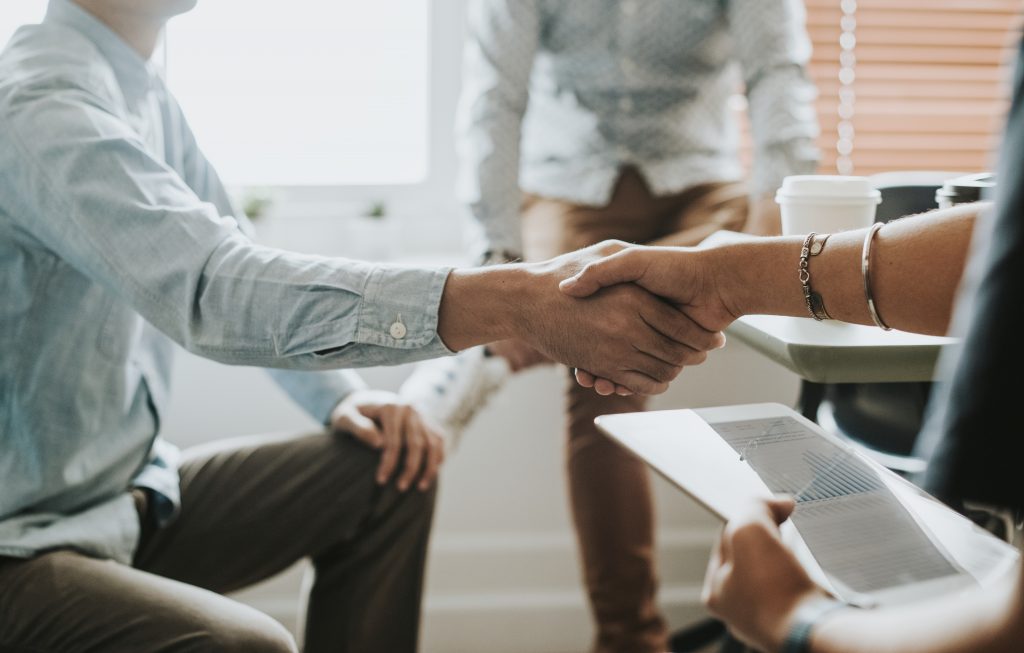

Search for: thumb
xmin=559 ymin=250 xmax=644 ymax=298
xmin=339 ymin=409 xmax=385 ymax=449
xmin=765 ymin=495 xmax=796 ymax=525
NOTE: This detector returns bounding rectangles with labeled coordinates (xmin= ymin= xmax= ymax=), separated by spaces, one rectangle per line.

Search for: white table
xmin=727 ymin=315 xmax=956 ymax=384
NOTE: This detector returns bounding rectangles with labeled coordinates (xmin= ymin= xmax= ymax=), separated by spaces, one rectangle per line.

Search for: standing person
xmin=402 ymin=1 xmax=819 ymax=650
xmin=0 ymin=1 xmax=722 ymax=651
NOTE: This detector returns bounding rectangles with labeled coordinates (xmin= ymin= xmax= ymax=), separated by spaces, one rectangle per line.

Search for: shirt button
xmin=619 ymin=96 xmax=634 ymax=112
xmin=389 ymin=321 xmax=407 ymax=340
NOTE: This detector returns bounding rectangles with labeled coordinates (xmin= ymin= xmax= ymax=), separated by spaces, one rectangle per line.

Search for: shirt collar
xmin=44 ymin=0 xmax=159 ymax=94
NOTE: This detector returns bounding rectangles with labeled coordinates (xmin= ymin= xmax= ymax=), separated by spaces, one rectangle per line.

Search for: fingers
xmin=418 ymin=420 xmax=446 ymax=492
xmin=723 ymin=498 xmax=793 ymax=555
xmin=608 ymin=370 xmax=671 ymax=395
xmin=336 ymin=407 xmax=385 ymax=449
xmin=766 ymin=495 xmax=797 ymax=525
xmin=576 ymin=369 xmax=635 ymax=396
xmin=376 ymin=405 xmax=404 ymax=485
xmin=637 ymin=295 xmax=726 ymax=356
xmin=396 ymin=410 xmax=426 ymax=492
xmin=559 ymin=249 xmax=645 ymax=298
xmin=628 ymin=348 xmax=684 ymax=384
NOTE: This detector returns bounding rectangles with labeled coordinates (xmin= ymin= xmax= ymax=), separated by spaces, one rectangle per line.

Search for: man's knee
xmin=197 ymin=611 xmax=297 ymax=653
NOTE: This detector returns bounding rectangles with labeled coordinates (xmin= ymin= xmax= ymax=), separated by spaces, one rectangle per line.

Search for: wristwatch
xmin=781 ymin=598 xmax=849 ymax=653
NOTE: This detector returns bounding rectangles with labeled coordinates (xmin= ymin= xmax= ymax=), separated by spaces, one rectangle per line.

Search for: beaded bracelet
xmin=861 ymin=223 xmax=892 ymax=331
xmin=799 ymin=232 xmax=831 ymax=321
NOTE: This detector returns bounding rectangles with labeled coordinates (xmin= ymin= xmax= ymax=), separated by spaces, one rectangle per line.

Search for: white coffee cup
xmin=775 ymin=175 xmax=881 ymax=236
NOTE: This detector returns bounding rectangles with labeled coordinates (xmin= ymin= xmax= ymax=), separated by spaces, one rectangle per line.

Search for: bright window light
xmin=0 ymin=1 xmax=47 ymax=50
xmin=1 ymin=1 xmax=430 ymax=188
xmin=166 ymin=1 xmax=430 ymax=187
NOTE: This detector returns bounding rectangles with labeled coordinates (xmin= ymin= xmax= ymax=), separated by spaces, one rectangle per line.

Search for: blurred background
xmin=2 ymin=1 xmax=1020 ymax=651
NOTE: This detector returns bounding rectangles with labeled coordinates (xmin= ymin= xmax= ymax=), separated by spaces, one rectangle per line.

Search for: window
xmin=0 ymin=1 xmax=433 ymax=189
xmin=165 ymin=1 xmax=430 ymax=188
xmin=0 ymin=1 xmax=46 ymax=49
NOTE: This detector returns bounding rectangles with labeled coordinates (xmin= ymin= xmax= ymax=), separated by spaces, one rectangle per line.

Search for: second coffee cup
xmin=775 ymin=175 xmax=881 ymax=236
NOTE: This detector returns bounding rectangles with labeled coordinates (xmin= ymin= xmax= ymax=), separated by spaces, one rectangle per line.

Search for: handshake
xmin=439 ymin=240 xmax=743 ymax=396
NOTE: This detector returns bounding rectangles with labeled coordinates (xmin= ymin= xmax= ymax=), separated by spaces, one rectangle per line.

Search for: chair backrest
xmin=869 ymin=171 xmax=967 ymax=222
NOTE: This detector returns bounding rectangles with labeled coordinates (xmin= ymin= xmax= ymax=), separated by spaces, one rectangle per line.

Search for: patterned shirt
xmin=458 ymin=0 xmax=820 ymax=254
xmin=0 ymin=0 xmax=451 ymax=565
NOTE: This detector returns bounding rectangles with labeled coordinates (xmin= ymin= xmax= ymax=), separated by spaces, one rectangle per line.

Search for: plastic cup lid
xmin=775 ymin=175 xmax=881 ymax=204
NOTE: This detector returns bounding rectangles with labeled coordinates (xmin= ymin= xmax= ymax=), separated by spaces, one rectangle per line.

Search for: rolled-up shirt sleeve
xmin=728 ymin=0 xmax=820 ymax=196
xmin=456 ymin=0 xmax=540 ymax=257
xmin=1 ymin=81 xmax=454 ymax=371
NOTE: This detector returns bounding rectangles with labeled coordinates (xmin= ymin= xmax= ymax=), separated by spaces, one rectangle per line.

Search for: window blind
xmin=737 ymin=1 xmax=1022 ymax=178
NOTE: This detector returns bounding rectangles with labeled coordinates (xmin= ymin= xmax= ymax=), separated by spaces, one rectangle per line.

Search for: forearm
xmin=809 ymin=565 xmax=1024 ymax=653
xmin=437 ymin=265 xmax=524 ymax=351
xmin=714 ymin=203 xmax=984 ymax=335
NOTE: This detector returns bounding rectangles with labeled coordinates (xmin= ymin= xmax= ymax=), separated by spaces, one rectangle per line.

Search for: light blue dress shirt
xmin=458 ymin=0 xmax=820 ymax=255
xmin=0 ymin=0 xmax=452 ymax=565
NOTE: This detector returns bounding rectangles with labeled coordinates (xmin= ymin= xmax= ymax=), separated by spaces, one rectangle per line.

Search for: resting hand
xmin=330 ymin=389 xmax=445 ymax=492
xmin=702 ymin=497 xmax=828 ymax=652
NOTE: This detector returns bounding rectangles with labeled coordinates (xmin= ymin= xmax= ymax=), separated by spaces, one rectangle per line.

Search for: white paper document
xmin=709 ymin=416 xmax=962 ymax=600
xmin=596 ymin=404 xmax=1019 ymax=606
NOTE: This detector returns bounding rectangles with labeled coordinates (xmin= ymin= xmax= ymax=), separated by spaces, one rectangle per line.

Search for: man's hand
xmin=439 ymin=240 xmax=726 ymax=395
xmin=516 ymin=242 xmax=726 ymax=394
xmin=702 ymin=497 xmax=829 ymax=652
xmin=558 ymin=243 xmax=739 ymax=395
xmin=330 ymin=389 xmax=445 ymax=492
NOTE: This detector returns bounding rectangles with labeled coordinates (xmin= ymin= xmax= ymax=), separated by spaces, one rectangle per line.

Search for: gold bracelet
xmin=799 ymin=232 xmax=831 ymax=321
xmin=861 ymin=222 xmax=892 ymax=330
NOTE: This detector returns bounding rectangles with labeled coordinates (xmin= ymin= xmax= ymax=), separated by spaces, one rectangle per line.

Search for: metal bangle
xmin=799 ymin=232 xmax=831 ymax=321
xmin=861 ymin=222 xmax=892 ymax=331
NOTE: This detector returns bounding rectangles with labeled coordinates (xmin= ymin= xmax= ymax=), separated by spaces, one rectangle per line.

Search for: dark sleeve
xmin=915 ymin=40 xmax=1024 ymax=512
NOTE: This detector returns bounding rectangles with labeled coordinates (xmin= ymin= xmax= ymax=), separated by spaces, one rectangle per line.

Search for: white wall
xmin=159 ymin=216 xmax=800 ymax=652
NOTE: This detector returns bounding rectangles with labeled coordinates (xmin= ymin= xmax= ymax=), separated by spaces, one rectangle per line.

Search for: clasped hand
xmin=554 ymin=241 xmax=738 ymax=395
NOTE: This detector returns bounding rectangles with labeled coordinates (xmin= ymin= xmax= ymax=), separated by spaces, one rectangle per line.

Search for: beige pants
xmin=0 ymin=432 xmax=436 ymax=653
xmin=522 ymin=168 xmax=748 ymax=653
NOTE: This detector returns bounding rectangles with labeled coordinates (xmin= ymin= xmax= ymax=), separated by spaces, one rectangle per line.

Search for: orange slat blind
xmin=737 ymin=0 xmax=1022 ymax=178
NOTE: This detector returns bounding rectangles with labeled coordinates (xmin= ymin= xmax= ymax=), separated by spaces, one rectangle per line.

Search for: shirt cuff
xmin=267 ymin=368 xmax=368 ymax=424
xmin=131 ymin=438 xmax=182 ymax=527
xmin=355 ymin=265 xmax=454 ymax=353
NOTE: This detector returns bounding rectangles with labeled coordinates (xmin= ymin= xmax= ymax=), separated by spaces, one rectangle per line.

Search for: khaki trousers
xmin=522 ymin=168 xmax=748 ymax=653
xmin=0 ymin=432 xmax=436 ymax=653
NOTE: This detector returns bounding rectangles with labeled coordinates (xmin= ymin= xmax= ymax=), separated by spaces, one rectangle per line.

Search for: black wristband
xmin=781 ymin=598 xmax=848 ymax=653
